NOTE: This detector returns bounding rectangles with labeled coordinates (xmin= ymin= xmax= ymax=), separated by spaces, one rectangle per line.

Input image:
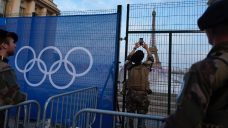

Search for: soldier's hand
xmin=134 ymin=42 xmax=140 ymax=49
xmin=143 ymin=43 xmax=149 ymax=50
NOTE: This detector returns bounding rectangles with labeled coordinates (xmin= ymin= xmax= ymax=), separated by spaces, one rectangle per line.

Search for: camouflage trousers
xmin=126 ymin=89 xmax=150 ymax=128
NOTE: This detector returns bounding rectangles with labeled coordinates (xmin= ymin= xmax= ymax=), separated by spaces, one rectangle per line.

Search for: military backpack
xmin=126 ymin=64 xmax=149 ymax=91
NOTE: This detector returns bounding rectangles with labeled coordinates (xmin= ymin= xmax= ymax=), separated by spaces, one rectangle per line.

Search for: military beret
xmin=198 ymin=0 xmax=228 ymax=30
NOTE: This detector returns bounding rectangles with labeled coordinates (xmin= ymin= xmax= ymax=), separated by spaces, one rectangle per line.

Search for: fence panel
xmin=0 ymin=100 xmax=40 ymax=128
xmin=42 ymin=87 xmax=98 ymax=128
xmin=73 ymin=108 xmax=165 ymax=128
xmin=120 ymin=0 xmax=210 ymax=116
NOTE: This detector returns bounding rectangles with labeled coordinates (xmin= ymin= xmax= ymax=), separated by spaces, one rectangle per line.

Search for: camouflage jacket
xmin=163 ymin=42 xmax=228 ymax=128
xmin=125 ymin=52 xmax=153 ymax=91
xmin=0 ymin=60 xmax=26 ymax=106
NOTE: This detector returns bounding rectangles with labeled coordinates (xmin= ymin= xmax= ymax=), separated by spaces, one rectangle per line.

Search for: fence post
xmin=123 ymin=4 xmax=130 ymax=113
xmin=122 ymin=4 xmax=130 ymax=128
xmin=114 ymin=5 xmax=122 ymax=111
xmin=168 ymin=32 xmax=172 ymax=115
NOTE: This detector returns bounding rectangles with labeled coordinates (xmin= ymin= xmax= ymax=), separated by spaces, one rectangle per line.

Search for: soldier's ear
xmin=0 ymin=42 xmax=7 ymax=49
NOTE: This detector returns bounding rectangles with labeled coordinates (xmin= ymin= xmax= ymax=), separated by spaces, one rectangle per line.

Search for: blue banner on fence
xmin=0 ymin=18 xmax=6 ymax=26
xmin=3 ymin=13 xmax=119 ymax=127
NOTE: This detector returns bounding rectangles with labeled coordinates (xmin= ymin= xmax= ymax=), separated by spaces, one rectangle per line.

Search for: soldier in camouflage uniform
xmin=0 ymin=29 xmax=26 ymax=127
xmin=125 ymin=42 xmax=153 ymax=128
xmin=162 ymin=0 xmax=228 ymax=128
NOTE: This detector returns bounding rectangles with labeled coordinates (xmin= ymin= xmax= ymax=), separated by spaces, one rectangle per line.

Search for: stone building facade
xmin=0 ymin=0 xmax=60 ymax=17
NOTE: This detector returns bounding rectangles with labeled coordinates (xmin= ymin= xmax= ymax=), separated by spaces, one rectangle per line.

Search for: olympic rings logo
xmin=15 ymin=46 xmax=93 ymax=90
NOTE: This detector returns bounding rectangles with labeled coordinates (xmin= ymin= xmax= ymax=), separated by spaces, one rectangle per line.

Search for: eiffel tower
xmin=149 ymin=9 xmax=161 ymax=68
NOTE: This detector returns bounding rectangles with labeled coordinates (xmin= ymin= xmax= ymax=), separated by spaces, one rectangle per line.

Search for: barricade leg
xmin=0 ymin=100 xmax=40 ymax=128
xmin=42 ymin=87 xmax=98 ymax=128
xmin=138 ymin=118 xmax=146 ymax=128
xmin=0 ymin=110 xmax=5 ymax=128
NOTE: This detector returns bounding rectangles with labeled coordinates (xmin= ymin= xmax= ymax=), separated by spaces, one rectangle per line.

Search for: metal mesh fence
xmin=120 ymin=0 xmax=211 ymax=117
xmin=128 ymin=0 xmax=207 ymax=31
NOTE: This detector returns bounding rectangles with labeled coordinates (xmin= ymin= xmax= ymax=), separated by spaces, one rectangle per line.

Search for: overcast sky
xmin=54 ymin=0 xmax=182 ymax=11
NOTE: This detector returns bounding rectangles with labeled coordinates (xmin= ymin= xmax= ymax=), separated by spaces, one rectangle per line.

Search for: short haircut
xmin=131 ymin=50 xmax=144 ymax=64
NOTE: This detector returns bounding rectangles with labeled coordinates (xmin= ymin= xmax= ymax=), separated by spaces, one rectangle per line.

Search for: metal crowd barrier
xmin=0 ymin=100 xmax=40 ymax=128
xmin=73 ymin=108 xmax=166 ymax=128
xmin=42 ymin=87 xmax=98 ymax=128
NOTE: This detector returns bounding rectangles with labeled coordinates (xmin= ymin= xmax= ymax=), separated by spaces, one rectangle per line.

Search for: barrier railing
xmin=0 ymin=100 xmax=40 ymax=128
xmin=42 ymin=87 xmax=98 ymax=128
xmin=73 ymin=108 xmax=165 ymax=128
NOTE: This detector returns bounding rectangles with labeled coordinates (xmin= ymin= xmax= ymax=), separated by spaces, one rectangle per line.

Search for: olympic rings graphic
xmin=15 ymin=46 xmax=93 ymax=90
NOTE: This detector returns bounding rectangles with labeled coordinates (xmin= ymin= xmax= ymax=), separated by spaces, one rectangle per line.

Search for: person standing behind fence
xmin=0 ymin=29 xmax=26 ymax=127
xmin=161 ymin=0 xmax=228 ymax=128
xmin=125 ymin=41 xmax=154 ymax=128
